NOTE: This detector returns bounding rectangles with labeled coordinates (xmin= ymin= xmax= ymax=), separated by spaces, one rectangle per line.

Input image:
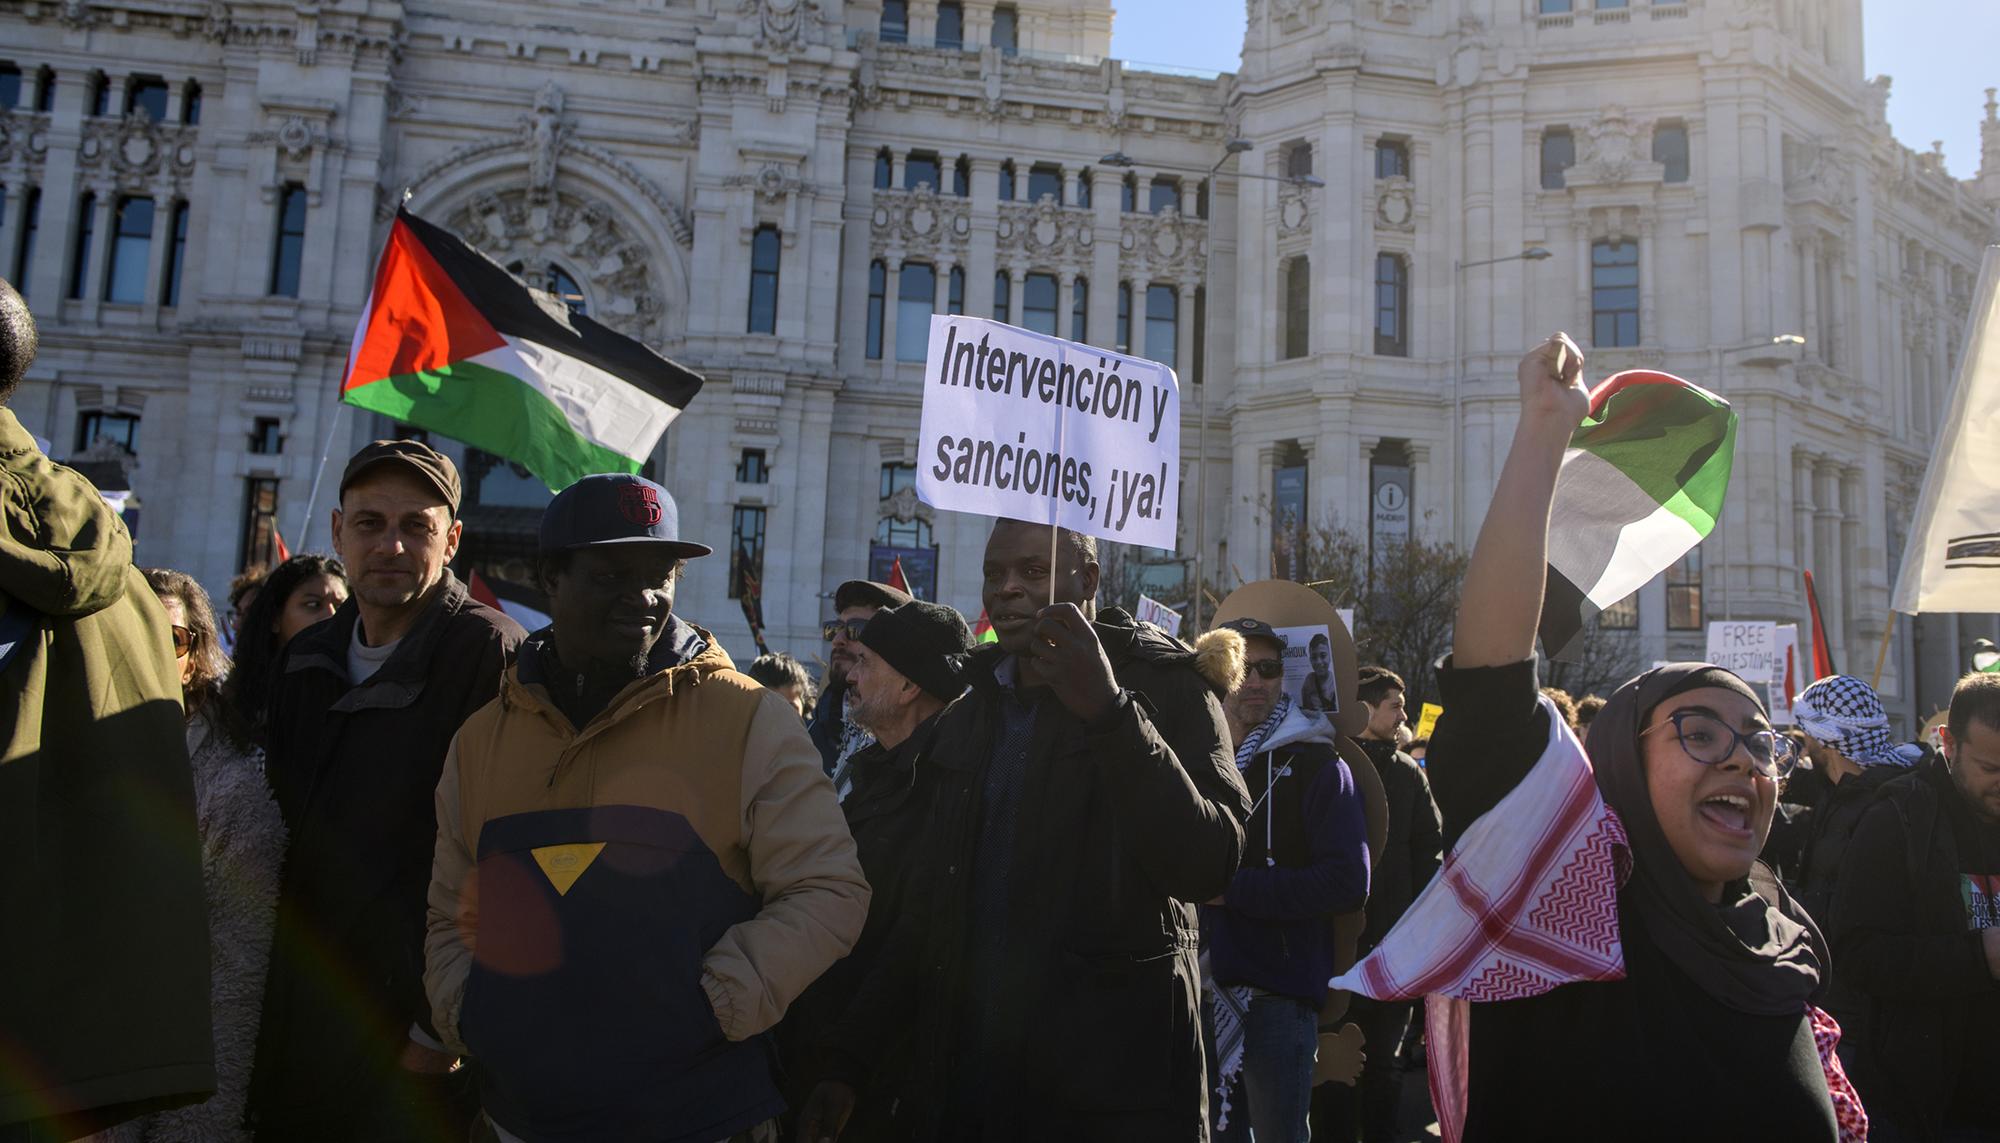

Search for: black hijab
xmin=1584 ymin=662 xmax=1826 ymax=1015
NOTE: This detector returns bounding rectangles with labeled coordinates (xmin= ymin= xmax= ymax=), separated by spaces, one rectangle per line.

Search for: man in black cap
xmin=425 ymin=473 xmax=867 ymax=1143
xmin=784 ymin=601 xmax=972 ymax=1132
xmin=249 ymin=439 xmax=526 ymax=1142
xmin=808 ymin=579 xmax=913 ymax=794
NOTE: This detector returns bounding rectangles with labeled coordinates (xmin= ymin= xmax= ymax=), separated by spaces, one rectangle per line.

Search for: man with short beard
xmin=249 ymin=440 xmax=526 ymax=1142
xmin=426 ymin=473 xmax=867 ymax=1143
xmin=808 ymin=580 xmax=913 ymax=796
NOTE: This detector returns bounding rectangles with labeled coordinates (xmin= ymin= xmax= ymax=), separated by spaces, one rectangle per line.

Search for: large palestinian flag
xmin=341 ymin=208 xmax=702 ymax=491
xmin=1539 ymin=370 xmax=1737 ymax=660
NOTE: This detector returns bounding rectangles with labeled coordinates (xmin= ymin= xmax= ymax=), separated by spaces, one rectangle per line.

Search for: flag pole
xmin=1870 ymin=612 xmax=1897 ymax=690
xmin=294 ymin=399 xmax=348 ymax=554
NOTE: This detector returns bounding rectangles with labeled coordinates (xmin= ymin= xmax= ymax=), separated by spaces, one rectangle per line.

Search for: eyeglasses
xmin=1642 ymin=711 xmax=1799 ymax=779
xmin=822 ymin=618 xmax=867 ymax=643
xmin=1244 ymin=658 xmax=1285 ymax=680
xmin=170 ymin=625 xmax=194 ymax=659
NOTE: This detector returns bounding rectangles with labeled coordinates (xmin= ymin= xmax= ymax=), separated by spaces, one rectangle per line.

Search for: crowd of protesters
xmin=4 ymin=273 xmax=1999 ymax=1143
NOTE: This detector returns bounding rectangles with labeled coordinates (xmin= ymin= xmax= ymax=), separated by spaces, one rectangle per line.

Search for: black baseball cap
xmin=538 ymin=473 xmax=713 ymax=558
xmin=835 ymin=580 xmax=914 ymax=612
xmin=340 ymin=439 xmax=461 ymax=512
xmin=1218 ymin=617 xmax=1284 ymax=646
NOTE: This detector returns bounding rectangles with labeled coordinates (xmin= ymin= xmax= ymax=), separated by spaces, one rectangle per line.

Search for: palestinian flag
xmin=973 ymin=609 xmax=999 ymax=645
xmin=1540 ymin=370 xmax=1737 ymax=660
xmin=341 ymin=208 xmax=702 ymax=492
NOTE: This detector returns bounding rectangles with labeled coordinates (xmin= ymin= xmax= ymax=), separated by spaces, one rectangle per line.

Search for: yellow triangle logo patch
xmin=530 ymin=842 xmax=605 ymax=896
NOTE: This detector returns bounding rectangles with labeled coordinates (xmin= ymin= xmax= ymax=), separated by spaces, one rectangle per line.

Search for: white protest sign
xmin=1768 ymin=624 xmax=1801 ymax=724
xmin=916 ymin=315 xmax=1181 ymax=550
xmin=1337 ymin=609 xmax=1355 ymax=636
xmin=1706 ymin=620 xmax=1778 ymax=683
xmin=1135 ymin=594 xmax=1183 ymax=638
xmin=1278 ymin=623 xmax=1340 ymax=720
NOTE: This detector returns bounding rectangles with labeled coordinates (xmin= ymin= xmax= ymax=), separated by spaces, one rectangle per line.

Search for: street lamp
xmin=1098 ymin=143 xmax=1324 ymax=632
xmin=1450 ymin=246 xmax=1556 ymax=548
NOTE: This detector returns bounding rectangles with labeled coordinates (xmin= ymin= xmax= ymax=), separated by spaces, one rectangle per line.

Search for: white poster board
xmin=1705 ymin=620 xmax=1778 ymax=684
xmin=1135 ymin=594 xmax=1183 ymax=638
xmin=916 ymin=315 xmax=1181 ymax=550
xmin=1277 ymin=623 xmax=1340 ymax=720
xmin=1337 ymin=608 xmax=1355 ymax=636
xmin=1769 ymin=624 xmax=1801 ymax=725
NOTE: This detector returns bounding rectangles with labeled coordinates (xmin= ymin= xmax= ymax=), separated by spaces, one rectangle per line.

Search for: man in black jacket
xmin=1785 ymin=675 xmax=1916 ymax=927
xmin=1826 ymin=671 xmax=2000 ymax=1142
xmin=808 ymin=579 xmax=913 ymax=794
xmin=801 ymin=519 xmax=1251 ymax=1143
xmin=248 ymin=442 xmax=526 ymax=1141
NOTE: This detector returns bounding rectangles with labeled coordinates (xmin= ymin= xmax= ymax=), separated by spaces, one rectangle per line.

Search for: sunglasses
xmin=1243 ymin=658 xmax=1285 ymax=680
xmin=170 ymin=625 xmax=194 ymax=659
xmin=1642 ymin=710 xmax=1799 ymax=780
xmin=822 ymin=618 xmax=868 ymax=643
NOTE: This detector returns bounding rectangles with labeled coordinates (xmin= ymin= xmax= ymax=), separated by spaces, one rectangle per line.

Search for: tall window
xmin=936 ymin=0 xmax=964 ymax=48
xmin=952 ymin=155 xmax=970 ymax=197
xmin=1022 ymin=271 xmax=1058 ymax=334
xmin=736 ymin=448 xmax=769 ymax=483
xmin=1071 ymin=275 xmax=1088 ymax=341
xmin=865 ymin=260 xmax=887 ymax=359
xmin=1027 ymin=163 xmax=1064 ymax=204
xmin=76 ymin=410 xmax=140 ymax=453
xmin=998 ymin=160 xmax=1015 ymax=201
xmin=991 ymin=5 xmax=1019 ymax=54
xmin=13 ymin=187 xmax=38 ymax=290
xmin=1286 ymin=144 xmax=1314 ymax=179
xmin=1599 ymin=593 xmax=1639 ymax=629
xmin=947 ymin=266 xmax=965 ymax=315
xmin=1591 ymin=240 xmax=1640 ymax=347
xmin=33 ymin=67 xmax=54 ymax=112
xmin=1283 ymin=256 xmax=1311 ymax=360
xmin=1075 ymin=169 xmax=1092 ymax=208
xmin=905 ymin=150 xmax=940 ymax=192
xmin=269 ymin=183 xmax=306 ymax=297
xmin=181 ymin=80 xmax=202 ymax=125
xmin=1149 ymin=177 xmax=1181 ymax=215
xmin=1116 ymin=281 xmax=1132 ymax=353
xmin=87 ymin=72 xmax=109 ymax=117
xmin=747 ymin=225 xmax=780 ymax=334
xmin=880 ymin=0 xmax=909 ymax=43
xmin=126 ymin=76 xmax=169 ymax=122
xmin=873 ymin=147 xmax=892 ymax=189
xmin=1374 ymin=253 xmax=1408 ymax=357
xmin=1375 ymin=138 xmax=1410 ymax=179
xmin=896 ymin=262 xmax=935 ymax=361
xmin=993 ymin=271 xmax=1010 ymax=322
xmin=1120 ymin=172 xmax=1138 ymax=213
xmin=728 ymin=505 xmax=766 ymax=600
xmin=1653 ymin=121 xmax=1690 ymax=184
xmin=0 ymin=64 xmax=18 ymax=109
xmin=1666 ymin=547 xmax=1702 ymax=629
xmin=161 ymin=200 xmax=188 ymax=305
xmin=1541 ymin=127 xmax=1575 ymax=190
xmin=1145 ymin=284 xmax=1178 ymax=364
xmin=104 ymin=195 xmax=153 ymax=303
xmin=68 ymin=192 xmax=94 ymax=300
xmin=241 ymin=477 xmax=281 ymax=571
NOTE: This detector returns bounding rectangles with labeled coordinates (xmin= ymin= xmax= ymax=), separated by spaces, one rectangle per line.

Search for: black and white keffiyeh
xmin=1233 ymin=692 xmax=1293 ymax=769
xmin=1794 ymin=674 xmax=1906 ymax=767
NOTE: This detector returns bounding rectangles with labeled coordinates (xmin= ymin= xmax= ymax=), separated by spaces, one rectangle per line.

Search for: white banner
xmin=916 ymin=315 xmax=1181 ymax=550
xmin=1706 ymin=620 xmax=1778 ymax=684
xmin=1769 ymin=624 xmax=1801 ymax=725
xmin=1893 ymin=246 xmax=2000 ymax=614
xmin=1135 ymin=594 xmax=1183 ymax=638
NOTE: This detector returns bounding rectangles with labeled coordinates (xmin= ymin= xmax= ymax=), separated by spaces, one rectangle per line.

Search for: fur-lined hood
xmin=962 ymin=606 xmax=1247 ymax=697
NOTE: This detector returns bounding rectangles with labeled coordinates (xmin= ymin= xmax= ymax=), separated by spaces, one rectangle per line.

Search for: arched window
xmin=1027 ymin=164 xmax=1064 ymax=205
xmin=1373 ymin=253 xmax=1408 ymax=357
xmin=873 ymin=147 xmax=893 ymax=190
xmin=952 ymin=155 xmax=970 ymax=198
xmin=905 ymin=150 xmax=941 ymax=192
xmin=897 ymin=262 xmax=936 ymax=361
xmin=866 ymin=260 xmax=887 ymax=359
xmin=125 ymin=76 xmax=169 ymax=122
xmin=269 ymin=184 xmax=307 ymax=297
xmin=1145 ymin=284 xmax=1178 ymax=364
xmin=1283 ymin=256 xmax=1310 ymax=360
xmin=1120 ymin=172 xmax=1138 ymax=213
xmin=1076 ymin=168 xmax=1093 ymax=208
xmin=105 ymin=196 xmax=154 ymax=304
xmin=1591 ymin=240 xmax=1640 ymax=347
xmin=747 ymin=225 xmax=780 ymax=334
xmin=1149 ymin=177 xmax=1181 ymax=215
xmin=998 ymin=160 xmax=1016 ymax=202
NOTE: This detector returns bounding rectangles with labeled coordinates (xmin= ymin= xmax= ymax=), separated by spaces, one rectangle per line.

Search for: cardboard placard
xmin=916 ymin=315 xmax=1180 ymax=549
xmin=1705 ymin=620 xmax=1778 ymax=683
xmin=1415 ymin=702 xmax=1443 ymax=741
xmin=1769 ymin=624 xmax=1801 ymax=725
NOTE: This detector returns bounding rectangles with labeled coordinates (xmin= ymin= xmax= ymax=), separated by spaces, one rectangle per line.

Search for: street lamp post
xmin=1451 ymin=247 xmax=1554 ymax=549
xmin=1099 ymin=145 xmax=1325 ymax=633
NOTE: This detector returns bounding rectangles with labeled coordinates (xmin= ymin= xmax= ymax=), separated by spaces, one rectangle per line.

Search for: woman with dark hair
xmin=223 ymin=554 xmax=347 ymax=742
xmin=138 ymin=568 xmax=287 ymax=1143
xmin=1334 ymin=336 xmax=1864 ymax=1142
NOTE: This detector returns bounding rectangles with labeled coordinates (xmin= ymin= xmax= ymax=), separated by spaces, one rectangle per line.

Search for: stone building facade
xmin=1 ymin=0 xmax=1993 ymax=725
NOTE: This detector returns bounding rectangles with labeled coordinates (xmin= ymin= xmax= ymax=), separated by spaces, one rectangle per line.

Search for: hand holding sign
xmin=1026 ymin=603 xmax=1120 ymax=724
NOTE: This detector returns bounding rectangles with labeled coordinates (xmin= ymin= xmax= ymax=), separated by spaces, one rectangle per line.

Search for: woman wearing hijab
xmin=1335 ymin=335 xmax=1863 ymax=1142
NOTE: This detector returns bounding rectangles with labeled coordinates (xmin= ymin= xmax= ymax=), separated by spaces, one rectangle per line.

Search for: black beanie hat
xmin=859 ymin=601 xmax=973 ymax=703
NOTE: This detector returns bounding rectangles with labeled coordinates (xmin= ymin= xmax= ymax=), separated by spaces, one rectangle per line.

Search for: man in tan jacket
xmin=424 ymin=473 xmax=868 ymax=1143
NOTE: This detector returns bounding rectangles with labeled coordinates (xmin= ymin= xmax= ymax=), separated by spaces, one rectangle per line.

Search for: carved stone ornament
xmin=522 ymin=82 xmax=569 ymax=203
xmin=1574 ymin=105 xmax=1650 ymax=185
xmin=76 ymin=112 xmax=199 ymax=189
xmin=1119 ymin=208 xmax=1207 ymax=283
xmin=0 ymin=109 xmax=53 ymax=168
xmin=449 ymin=189 xmax=666 ymax=340
xmin=725 ymin=164 xmax=807 ymax=203
xmin=1268 ymin=0 xmax=1323 ymax=33
xmin=881 ymin=483 xmax=934 ymax=526
xmin=1377 ymin=0 xmax=1426 ymax=24
xmin=870 ymin=184 xmax=971 ymax=261
xmin=997 ymin=198 xmax=1094 ymax=260
xmin=1278 ymin=186 xmax=1311 ymax=237
xmin=742 ymin=0 xmax=824 ymax=51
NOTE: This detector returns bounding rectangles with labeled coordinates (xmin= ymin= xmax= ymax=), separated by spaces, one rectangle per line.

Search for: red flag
xmin=467 ymin=568 xmax=504 ymax=612
xmin=1802 ymin=570 xmax=1837 ymax=680
xmin=888 ymin=556 xmax=913 ymax=599
xmin=273 ymin=526 xmax=292 ymax=563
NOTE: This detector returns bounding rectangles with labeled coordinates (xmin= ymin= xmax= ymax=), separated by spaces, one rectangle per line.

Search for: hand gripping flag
xmin=341 ymin=208 xmax=703 ymax=492
xmin=1539 ymin=370 xmax=1737 ymax=660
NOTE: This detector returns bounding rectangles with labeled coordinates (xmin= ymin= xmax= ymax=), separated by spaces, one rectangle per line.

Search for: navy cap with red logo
xmin=538 ymin=473 xmax=713 ymax=559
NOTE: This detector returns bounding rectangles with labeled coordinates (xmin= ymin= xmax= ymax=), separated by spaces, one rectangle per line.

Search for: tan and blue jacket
xmin=424 ymin=620 xmax=869 ymax=1143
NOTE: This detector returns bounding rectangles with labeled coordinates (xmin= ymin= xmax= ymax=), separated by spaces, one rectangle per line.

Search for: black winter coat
xmin=827 ymin=609 xmax=1251 ymax=1142
xmin=1790 ymin=763 xmax=1907 ymax=936
xmin=1354 ymin=739 xmax=1442 ymax=950
xmin=247 ymin=573 xmax=524 ymax=1135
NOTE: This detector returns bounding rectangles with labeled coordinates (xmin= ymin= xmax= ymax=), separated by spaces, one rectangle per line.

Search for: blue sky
xmin=1110 ymin=1 xmax=1999 ymax=179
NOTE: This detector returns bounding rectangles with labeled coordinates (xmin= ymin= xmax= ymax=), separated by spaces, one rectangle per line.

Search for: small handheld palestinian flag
xmin=1540 ymin=370 xmax=1737 ymax=661
xmin=973 ymin=609 xmax=999 ymax=645
xmin=341 ymin=208 xmax=702 ymax=492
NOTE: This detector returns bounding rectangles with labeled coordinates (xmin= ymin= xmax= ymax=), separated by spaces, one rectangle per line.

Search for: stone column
xmin=1006 ymin=268 xmax=1023 ymax=326
xmin=1133 ymin=276 xmax=1153 ymax=359
xmin=1800 ymin=236 xmax=1821 ymax=358
xmin=881 ymin=257 xmax=902 ymax=365
xmin=1057 ymin=273 xmax=1075 ymax=340
xmin=1839 ymin=465 xmax=1865 ymax=656
xmin=79 ymin=189 xmax=114 ymax=321
xmin=1639 ymin=215 xmax=1657 ymax=343
xmin=1813 ymin=460 xmax=1844 ymax=666
xmin=1177 ymin=280 xmax=1196 ymax=379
